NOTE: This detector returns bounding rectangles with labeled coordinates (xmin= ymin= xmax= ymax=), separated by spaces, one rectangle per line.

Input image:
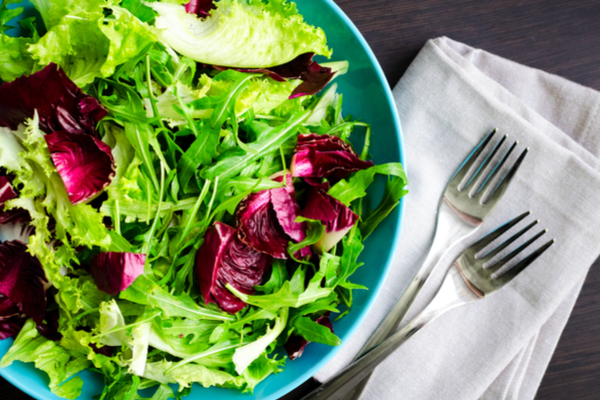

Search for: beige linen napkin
xmin=313 ymin=37 xmax=600 ymax=399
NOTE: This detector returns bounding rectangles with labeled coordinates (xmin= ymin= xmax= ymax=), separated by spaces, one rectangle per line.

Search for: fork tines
xmin=453 ymin=129 xmax=528 ymax=203
xmin=460 ymin=212 xmax=555 ymax=296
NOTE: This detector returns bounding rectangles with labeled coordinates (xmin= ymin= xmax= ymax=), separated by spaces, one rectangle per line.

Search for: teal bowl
xmin=1 ymin=0 xmax=406 ymax=398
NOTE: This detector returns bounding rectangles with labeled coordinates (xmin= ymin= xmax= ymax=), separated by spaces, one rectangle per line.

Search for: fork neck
xmin=423 ymin=201 xmax=480 ymax=275
xmin=411 ymin=266 xmax=481 ymax=327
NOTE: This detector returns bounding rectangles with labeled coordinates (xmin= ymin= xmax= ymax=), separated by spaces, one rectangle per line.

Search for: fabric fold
xmin=313 ymin=37 xmax=600 ymax=400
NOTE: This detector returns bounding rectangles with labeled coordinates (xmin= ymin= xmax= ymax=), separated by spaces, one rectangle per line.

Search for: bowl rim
xmin=259 ymin=1 xmax=407 ymax=397
xmin=0 ymin=0 xmax=407 ymax=399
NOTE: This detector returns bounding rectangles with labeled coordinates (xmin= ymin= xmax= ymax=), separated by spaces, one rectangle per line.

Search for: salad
xmin=0 ymin=0 xmax=407 ymax=399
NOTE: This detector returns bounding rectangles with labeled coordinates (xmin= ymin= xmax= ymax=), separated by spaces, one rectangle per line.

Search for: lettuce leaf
xmin=1 ymin=319 xmax=90 ymax=399
xmin=0 ymin=35 xmax=35 ymax=82
xmin=150 ymin=0 xmax=331 ymax=68
xmin=7 ymin=114 xmax=111 ymax=248
xmin=0 ymin=1 xmax=37 ymax=82
xmin=0 ymin=115 xmax=111 ymax=299
xmin=29 ymin=2 xmax=154 ymax=85
xmin=142 ymin=359 xmax=244 ymax=390
xmin=98 ymin=6 xmax=156 ymax=77
xmin=232 ymin=307 xmax=287 ymax=374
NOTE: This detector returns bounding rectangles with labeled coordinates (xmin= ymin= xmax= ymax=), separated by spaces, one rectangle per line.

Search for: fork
xmin=301 ymin=212 xmax=554 ymax=400
xmin=338 ymin=129 xmax=528 ymax=400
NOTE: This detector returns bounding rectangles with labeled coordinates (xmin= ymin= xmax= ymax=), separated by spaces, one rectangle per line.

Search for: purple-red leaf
xmin=0 ymin=174 xmax=31 ymax=225
xmin=45 ymin=130 xmax=116 ymax=205
xmin=184 ymin=0 xmax=216 ymax=18
xmin=269 ymin=171 xmax=295 ymax=195
xmin=213 ymin=53 xmax=334 ymax=99
xmin=0 ymin=175 xmax=16 ymax=204
xmin=35 ymin=293 xmax=62 ymax=341
xmin=0 ymin=316 xmax=25 ymax=340
xmin=91 ymin=252 xmax=146 ymax=296
xmin=285 ymin=313 xmax=334 ymax=360
xmin=0 ymin=294 xmax=21 ymax=319
xmin=289 ymin=59 xmax=334 ymax=99
xmin=90 ymin=342 xmax=115 ymax=357
xmin=237 ymin=182 xmax=308 ymax=259
xmin=0 ymin=241 xmax=48 ymax=324
xmin=302 ymin=186 xmax=358 ymax=252
xmin=0 ymin=63 xmax=107 ymax=136
xmin=271 ymin=187 xmax=305 ymax=243
xmin=0 ymin=208 xmax=31 ymax=225
xmin=196 ymin=222 xmax=271 ymax=314
xmin=291 ymin=134 xmax=373 ymax=181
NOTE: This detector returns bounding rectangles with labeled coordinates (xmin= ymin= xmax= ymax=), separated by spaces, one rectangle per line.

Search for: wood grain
xmin=2 ymin=0 xmax=600 ymax=399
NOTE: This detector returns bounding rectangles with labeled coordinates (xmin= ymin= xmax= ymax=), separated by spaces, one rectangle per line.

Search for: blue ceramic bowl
xmin=1 ymin=1 xmax=405 ymax=398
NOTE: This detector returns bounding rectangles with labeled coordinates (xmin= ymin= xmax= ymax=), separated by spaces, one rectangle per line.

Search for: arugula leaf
xmin=120 ymin=275 xmax=234 ymax=321
xmin=202 ymin=110 xmax=309 ymax=179
xmin=255 ymin=259 xmax=289 ymax=295
xmin=292 ymin=315 xmax=341 ymax=346
xmin=360 ymin=175 xmax=408 ymax=239
xmin=0 ymin=0 xmax=24 ymax=33
xmin=227 ymin=263 xmax=333 ymax=313
xmin=176 ymin=121 xmax=220 ymax=191
xmin=287 ymin=217 xmax=325 ymax=264
xmin=328 ymin=163 xmax=407 ymax=206
xmin=120 ymin=0 xmax=156 ymax=24
xmin=332 ymin=227 xmax=365 ymax=287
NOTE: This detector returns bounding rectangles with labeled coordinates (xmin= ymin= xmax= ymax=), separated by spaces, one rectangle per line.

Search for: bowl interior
xmin=0 ymin=1 xmax=405 ymax=399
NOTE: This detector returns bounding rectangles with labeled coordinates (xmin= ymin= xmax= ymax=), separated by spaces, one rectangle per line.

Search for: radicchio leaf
xmin=270 ymin=170 xmax=294 ymax=196
xmin=0 ymin=175 xmax=16 ymax=204
xmin=0 ymin=209 xmax=31 ymax=226
xmin=91 ymin=252 xmax=146 ymax=296
xmin=302 ymin=186 xmax=358 ymax=252
xmin=0 ymin=316 xmax=25 ymax=340
xmin=44 ymin=131 xmax=116 ymax=205
xmin=0 ymin=240 xmax=48 ymax=324
xmin=288 ymin=57 xmax=335 ymax=99
xmin=35 ymin=293 xmax=62 ymax=341
xmin=0 ymin=294 xmax=25 ymax=340
xmin=214 ymin=53 xmax=334 ymax=99
xmin=196 ymin=222 xmax=271 ymax=314
xmin=0 ymin=173 xmax=31 ymax=225
xmin=184 ymin=0 xmax=216 ymax=18
xmin=237 ymin=182 xmax=308 ymax=259
xmin=0 ymin=294 xmax=20 ymax=319
xmin=285 ymin=313 xmax=334 ymax=360
xmin=291 ymin=134 xmax=374 ymax=181
xmin=0 ymin=63 xmax=107 ymax=136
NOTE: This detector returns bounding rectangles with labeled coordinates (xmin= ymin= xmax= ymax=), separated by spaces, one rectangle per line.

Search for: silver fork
xmin=301 ymin=212 xmax=554 ymax=400
xmin=339 ymin=129 xmax=528 ymax=400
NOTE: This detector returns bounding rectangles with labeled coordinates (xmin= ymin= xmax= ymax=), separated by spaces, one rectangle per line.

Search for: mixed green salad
xmin=0 ymin=0 xmax=407 ymax=398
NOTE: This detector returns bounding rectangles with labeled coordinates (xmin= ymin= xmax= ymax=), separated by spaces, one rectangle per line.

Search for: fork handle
xmin=339 ymin=202 xmax=476 ymax=399
xmin=301 ymin=267 xmax=473 ymax=400
xmin=300 ymin=317 xmax=424 ymax=400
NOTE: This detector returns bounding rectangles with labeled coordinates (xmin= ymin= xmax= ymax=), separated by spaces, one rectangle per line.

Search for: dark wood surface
xmin=2 ymin=0 xmax=600 ymax=399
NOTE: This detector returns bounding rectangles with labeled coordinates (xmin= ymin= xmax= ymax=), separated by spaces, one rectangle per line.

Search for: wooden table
xmin=2 ymin=0 xmax=599 ymax=399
